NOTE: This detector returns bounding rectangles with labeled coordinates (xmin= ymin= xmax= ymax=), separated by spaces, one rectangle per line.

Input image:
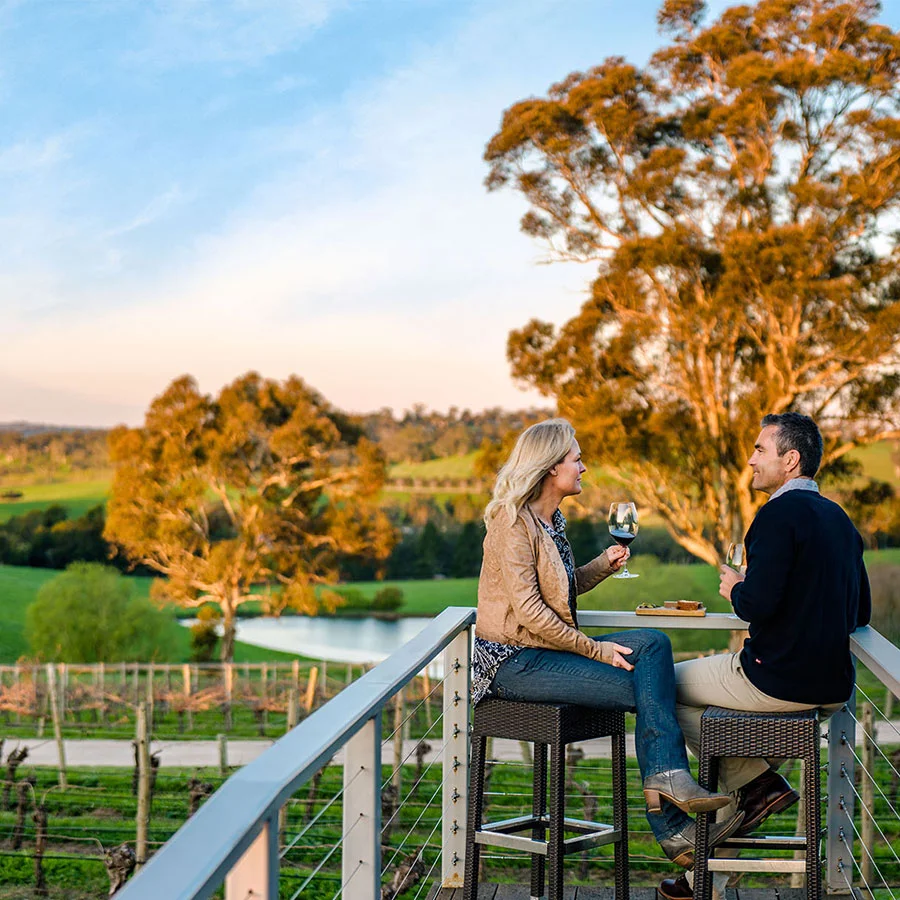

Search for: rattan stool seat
xmin=694 ymin=706 xmax=821 ymax=900
xmin=463 ymin=699 xmax=629 ymax=900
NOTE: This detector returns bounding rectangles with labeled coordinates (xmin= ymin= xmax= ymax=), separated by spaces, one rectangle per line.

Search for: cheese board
xmin=635 ymin=603 xmax=707 ymax=617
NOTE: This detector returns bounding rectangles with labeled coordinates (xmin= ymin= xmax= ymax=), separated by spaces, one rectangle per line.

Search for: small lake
xmin=232 ymin=616 xmax=437 ymax=663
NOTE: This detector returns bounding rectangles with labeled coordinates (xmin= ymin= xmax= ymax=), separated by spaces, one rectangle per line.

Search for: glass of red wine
xmin=608 ymin=501 xmax=639 ymax=579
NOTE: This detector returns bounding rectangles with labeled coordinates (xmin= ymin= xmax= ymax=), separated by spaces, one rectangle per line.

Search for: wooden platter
xmin=635 ymin=604 xmax=707 ymax=617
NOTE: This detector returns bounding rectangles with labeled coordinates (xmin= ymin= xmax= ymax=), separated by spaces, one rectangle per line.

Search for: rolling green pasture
xmin=389 ymin=451 xmax=479 ymax=479
xmin=1 ymin=439 xmax=898 ymax=525
xmin=0 ymin=478 xmax=110 ymax=523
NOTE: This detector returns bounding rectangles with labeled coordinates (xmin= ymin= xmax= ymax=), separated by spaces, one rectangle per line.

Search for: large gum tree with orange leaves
xmin=485 ymin=0 xmax=900 ymax=564
xmin=104 ymin=373 xmax=395 ymax=661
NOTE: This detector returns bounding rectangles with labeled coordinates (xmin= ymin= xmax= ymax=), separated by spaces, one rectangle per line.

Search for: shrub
xmin=372 ymin=586 xmax=404 ymax=612
xmin=26 ymin=562 xmax=176 ymax=662
xmin=189 ymin=605 xmax=221 ymax=662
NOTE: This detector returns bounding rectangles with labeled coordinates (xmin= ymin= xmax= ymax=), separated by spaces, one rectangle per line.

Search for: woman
xmin=474 ymin=419 xmax=742 ymax=866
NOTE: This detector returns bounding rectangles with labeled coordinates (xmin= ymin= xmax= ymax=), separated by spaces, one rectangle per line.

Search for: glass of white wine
xmin=608 ymin=501 xmax=639 ymax=580
xmin=726 ymin=542 xmax=746 ymax=573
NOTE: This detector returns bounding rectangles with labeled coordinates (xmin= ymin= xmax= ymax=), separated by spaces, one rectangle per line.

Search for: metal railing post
xmin=442 ymin=626 xmax=471 ymax=888
xmin=224 ymin=812 xmax=279 ymax=900
xmin=825 ymin=692 xmax=856 ymax=895
xmin=343 ymin=715 xmax=382 ymax=900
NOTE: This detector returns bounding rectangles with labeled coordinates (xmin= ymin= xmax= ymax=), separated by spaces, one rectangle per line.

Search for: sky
xmin=3 ymin=0 xmax=898 ymax=428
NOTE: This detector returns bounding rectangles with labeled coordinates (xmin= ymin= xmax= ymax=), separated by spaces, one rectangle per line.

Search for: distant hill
xmin=0 ymin=421 xmax=107 ymax=436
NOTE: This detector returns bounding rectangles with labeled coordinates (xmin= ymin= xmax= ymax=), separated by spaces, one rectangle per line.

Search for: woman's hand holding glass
xmin=605 ymin=543 xmax=630 ymax=572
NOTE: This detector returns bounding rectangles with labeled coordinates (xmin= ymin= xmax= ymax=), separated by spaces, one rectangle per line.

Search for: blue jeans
xmin=490 ymin=629 xmax=692 ymax=841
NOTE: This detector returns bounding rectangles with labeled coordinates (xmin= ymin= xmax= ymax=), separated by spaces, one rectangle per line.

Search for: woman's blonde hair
xmin=484 ymin=418 xmax=576 ymax=526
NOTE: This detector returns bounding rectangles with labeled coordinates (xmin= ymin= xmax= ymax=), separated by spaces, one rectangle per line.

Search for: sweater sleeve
xmin=731 ymin=504 xmax=796 ymax=625
xmin=499 ymin=518 xmax=605 ymax=661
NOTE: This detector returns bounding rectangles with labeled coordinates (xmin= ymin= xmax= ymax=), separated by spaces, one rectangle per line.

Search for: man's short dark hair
xmin=760 ymin=412 xmax=823 ymax=478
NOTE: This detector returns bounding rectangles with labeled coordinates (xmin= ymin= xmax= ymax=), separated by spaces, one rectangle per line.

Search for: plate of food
xmin=635 ymin=601 xmax=706 ymax=617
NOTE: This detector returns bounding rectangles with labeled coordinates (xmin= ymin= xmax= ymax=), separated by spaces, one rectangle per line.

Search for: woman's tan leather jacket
xmin=475 ymin=504 xmax=616 ymax=662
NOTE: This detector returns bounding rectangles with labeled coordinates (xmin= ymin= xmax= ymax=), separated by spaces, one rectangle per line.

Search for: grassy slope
xmin=2 ymin=440 xmax=896 ymax=523
xmin=389 ymin=452 xmax=480 ymax=479
xmin=0 ymin=478 xmax=110 ymax=522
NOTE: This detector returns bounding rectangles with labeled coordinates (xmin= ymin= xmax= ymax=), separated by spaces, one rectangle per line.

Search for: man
xmin=659 ymin=412 xmax=871 ymax=900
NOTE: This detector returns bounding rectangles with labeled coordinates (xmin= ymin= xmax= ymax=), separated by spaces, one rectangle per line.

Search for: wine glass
xmin=608 ymin=501 xmax=639 ymax=579
xmin=726 ymin=542 xmax=746 ymax=573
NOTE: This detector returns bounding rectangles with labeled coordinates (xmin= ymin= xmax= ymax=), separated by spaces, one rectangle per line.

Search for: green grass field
xmin=2 ymin=439 xmax=897 ymax=525
xmin=0 ymin=477 xmax=111 ymax=523
xmin=389 ymin=451 xmax=480 ymax=480
xmin=0 ymin=565 xmax=303 ymax=664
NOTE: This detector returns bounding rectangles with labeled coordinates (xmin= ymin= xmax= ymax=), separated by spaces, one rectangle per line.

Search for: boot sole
xmin=644 ymin=788 xmax=732 ymax=815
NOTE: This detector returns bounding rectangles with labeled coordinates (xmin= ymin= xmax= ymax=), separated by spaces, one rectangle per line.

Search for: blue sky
xmin=3 ymin=0 xmax=898 ymax=427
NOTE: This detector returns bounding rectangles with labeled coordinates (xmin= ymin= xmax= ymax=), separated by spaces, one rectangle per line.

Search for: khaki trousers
xmin=675 ymin=652 xmax=841 ymax=896
xmin=675 ymin=652 xmax=836 ymax=799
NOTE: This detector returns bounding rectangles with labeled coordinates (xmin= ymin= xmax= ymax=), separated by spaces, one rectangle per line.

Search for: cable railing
xmin=113 ymin=608 xmax=900 ymax=898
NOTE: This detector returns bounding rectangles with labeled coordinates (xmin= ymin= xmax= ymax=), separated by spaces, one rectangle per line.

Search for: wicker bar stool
xmin=693 ymin=707 xmax=821 ymax=900
xmin=463 ymin=699 xmax=629 ymax=900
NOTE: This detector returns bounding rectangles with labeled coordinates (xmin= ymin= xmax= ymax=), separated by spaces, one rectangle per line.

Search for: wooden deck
xmin=429 ymin=887 xmax=844 ymax=900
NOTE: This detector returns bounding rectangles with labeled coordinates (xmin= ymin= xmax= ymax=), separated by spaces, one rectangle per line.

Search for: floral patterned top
xmin=472 ymin=508 xmax=577 ymax=705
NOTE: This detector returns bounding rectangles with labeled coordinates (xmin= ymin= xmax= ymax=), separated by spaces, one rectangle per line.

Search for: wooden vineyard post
xmin=146 ymin=663 xmax=155 ymax=729
xmin=132 ymin=663 xmax=140 ymax=706
xmin=392 ymin=688 xmax=404 ymax=798
xmin=98 ymin=662 xmax=107 ymax=726
xmin=261 ymin=662 xmax=269 ymax=734
xmin=422 ymin=670 xmax=433 ymax=728
xmin=218 ymin=733 xmax=228 ymax=777
xmin=45 ymin=664 xmax=67 ymax=789
xmin=13 ymin=664 xmax=21 ymax=725
xmin=224 ymin=663 xmax=234 ymax=732
xmin=291 ymin=659 xmax=300 ymax=698
xmin=135 ymin=703 xmax=152 ymax=869
xmin=182 ymin=664 xmax=193 ymax=731
xmin=862 ymin=702 xmax=875 ymax=886
xmin=304 ymin=667 xmax=319 ymax=713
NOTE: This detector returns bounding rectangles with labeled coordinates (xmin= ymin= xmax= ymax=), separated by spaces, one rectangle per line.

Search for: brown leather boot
xmin=736 ymin=768 xmax=800 ymax=836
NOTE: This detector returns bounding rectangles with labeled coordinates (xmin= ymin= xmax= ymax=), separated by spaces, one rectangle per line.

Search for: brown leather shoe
xmin=658 ymin=873 xmax=691 ymax=900
xmin=736 ymin=768 xmax=800 ymax=836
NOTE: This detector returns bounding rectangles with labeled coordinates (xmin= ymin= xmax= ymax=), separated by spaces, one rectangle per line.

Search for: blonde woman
xmin=474 ymin=419 xmax=742 ymax=867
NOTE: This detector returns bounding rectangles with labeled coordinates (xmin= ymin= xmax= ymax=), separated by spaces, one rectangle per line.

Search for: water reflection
xmin=233 ymin=616 xmax=434 ymax=663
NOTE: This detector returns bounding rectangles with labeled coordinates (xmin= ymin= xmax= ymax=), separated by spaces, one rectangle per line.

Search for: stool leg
xmin=547 ymin=741 xmax=566 ymax=900
xmin=805 ymin=744 xmax=822 ymax=900
xmin=463 ymin=734 xmax=487 ymax=900
xmin=531 ymin=742 xmax=547 ymax=900
xmin=693 ymin=754 xmax=719 ymax=900
xmin=612 ymin=729 xmax=630 ymax=900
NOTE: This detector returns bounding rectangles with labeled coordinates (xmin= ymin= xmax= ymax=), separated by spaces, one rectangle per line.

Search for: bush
xmin=26 ymin=562 xmax=176 ymax=662
xmin=372 ymin=586 xmax=404 ymax=612
xmin=189 ymin=605 xmax=221 ymax=662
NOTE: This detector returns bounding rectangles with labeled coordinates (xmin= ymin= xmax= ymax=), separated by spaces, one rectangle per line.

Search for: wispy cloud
xmin=0 ymin=134 xmax=72 ymax=173
xmin=126 ymin=0 xmax=352 ymax=68
xmin=104 ymin=186 xmax=187 ymax=237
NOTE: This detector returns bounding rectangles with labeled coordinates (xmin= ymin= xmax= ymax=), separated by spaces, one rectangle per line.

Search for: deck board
xmin=428 ymin=886 xmax=853 ymax=900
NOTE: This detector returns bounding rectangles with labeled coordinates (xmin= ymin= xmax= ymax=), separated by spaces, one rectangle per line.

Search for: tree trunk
xmin=220 ymin=615 xmax=236 ymax=663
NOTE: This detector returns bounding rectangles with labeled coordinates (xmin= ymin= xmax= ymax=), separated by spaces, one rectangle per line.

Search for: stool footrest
xmin=708 ymin=859 xmax=808 ymax=874
xmin=475 ymin=825 xmax=621 ymax=856
xmin=719 ymin=835 xmax=808 ymax=851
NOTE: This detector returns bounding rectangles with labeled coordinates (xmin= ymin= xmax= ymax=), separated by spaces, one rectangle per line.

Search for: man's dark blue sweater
xmin=730 ymin=489 xmax=871 ymax=705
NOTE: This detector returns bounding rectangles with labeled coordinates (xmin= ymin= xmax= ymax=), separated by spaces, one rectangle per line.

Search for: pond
xmin=232 ymin=615 xmax=437 ymax=663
